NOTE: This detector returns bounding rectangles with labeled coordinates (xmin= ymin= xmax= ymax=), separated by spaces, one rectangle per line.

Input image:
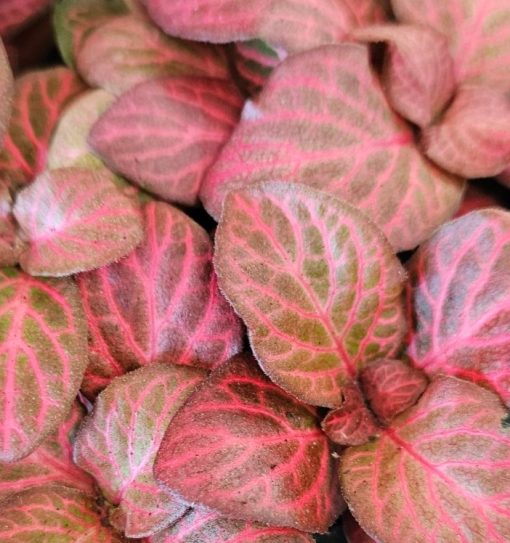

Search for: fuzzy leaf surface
xmin=341 ymin=376 xmax=510 ymax=543
xmin=0 ymin=41 xmax=13 ymax=146
xmin=202 ymin=44 xmax=464 ymax=251
xmin=90 ymin=76 xmax=243 ymax=206
xmin=155 ymin=353 xmax=343 ymax=532
xmin=0 ymin=268 xmax=87 ymax=461
xmin=13 ymin=167 xmax=144 ymax=276
xmin=215 ymin=182 xmax=406 ymax=407
xmin=0 ymin=68 xmax=84 ymax=187
xmin=0 ymin=0 xmax=51 ymax=39
xmin=0 ymin=186 xmax=19 ymax=267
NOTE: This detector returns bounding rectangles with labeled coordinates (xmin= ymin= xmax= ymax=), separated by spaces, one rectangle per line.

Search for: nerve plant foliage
xmin=0 ymin=0 xmax=510 ymax=542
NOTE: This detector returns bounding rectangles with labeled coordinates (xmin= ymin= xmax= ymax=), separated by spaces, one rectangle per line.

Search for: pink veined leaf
xmin=0 ymin=484 xmax=126 ymax=542
xmin=342 ymin=511 xmax=376 ymax=543
xmin=359 ymin=358 xmax=428 ymax=424
xmin=76 ymin=15 xmax=230 ymax=96
xmin=13 ymin=167 xmax=144 ymax=277
xmin=90 ymin=76 xmax=243 ymax=206
xmin=423 ymin=85 xmax=510 ymax=178
xmin=155 ymin=353 xmax=343 ymax=533
xmin=0 ymin=185 xmax=20 ymax=267
xmin=214 ymin=182 xmax=406 ymax=407
xmin=0 ymin=67 xmax=85 ymax=188
xmin=392 ymin=0 xmax=510 ymax=87
xmin=0 ymin=0 xmax=51 ymax=39
xmin=147 ymin=506 xmax=315 ymax=543
xmin=341 ymin=376 xmax=510 ymax=543
xmin=201 ymin=43 xmax=465 ymax=252
xmin=321 ymin=385 xmax=380 ymax=446
xmin=0 ymin=402 xmax=94 ymax=501
xmin=454 ymin=183 xmax=504 ymax=217
xmin=77 ymin=201 xmax=243 ymax=397
xmin=407 ymin=208 xmax=510 ymax=404
xmin=0 ymin=268 xmax=87 ymax=462
xmin=352 ymin=23 xmax=455 ymax=127
xmin=74 ymin=364 xmax=206 ymax=538
xmin=0 ymin=40 xmax=13 ymax=147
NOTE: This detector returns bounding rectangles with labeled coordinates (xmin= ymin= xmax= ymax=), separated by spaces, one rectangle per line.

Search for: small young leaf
xmin=407 ymin=209 xmax=510 ymax=403
xmin=0 ymin=0 xmax=51 ymax=39
xmin=90 ymin=76 xmax=243 ymax=206
xmin=341 ymin=376 xmax=510 ymax=543
xmin=0 ymin=68 xmax=85 ymax=187
xmin=13 ymin=167 xmax=144 ymax=276
xmin=74 ymin=364 xmax=205 ymax=538
xmin=0 ymin=268 xmax=87 ymax=461
xmin=148 ymin=507 xmax=315 ymax=543
xmin=0 ymin=186 xmax=19 ymax=267
xmin=76 ymin=15 xmax=230 ymax=95
xmin=423 ymin=86 xmax=510 ymax=178
xmin=342 ymin=511 xmax=376 ymax=543
xmin=214 ymin=182 xmax=406 ymax=407
xmin=155 ymin=353 xmax=343 ymax=533
xmin=201 ymin=44 xmax=465 ymax=251
xmin=0 ymin=41 xmax=13 ymax=146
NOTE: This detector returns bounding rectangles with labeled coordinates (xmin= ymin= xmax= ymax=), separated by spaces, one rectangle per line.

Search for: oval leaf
xmin=90 ymin=76 xmax=243 ymax=206
xmin=0 ymin=185 xmax=19 ymax=266
xmin=407 ymin=209 xmax=510 ymax=404
xmin=155 ymin=353 xmax=343 ymax=533
xmin=0 ymin=40 xmax=13 ymax=146
xmin=0 ymin=0 xmax=51 ymax=39
xmin=0 ymin=268 xmax=87 ymax=461
xmin=343 ymin=512 xmax=376 ymax=543
xmin=13 ymin=167 xmax=144 ymax=276
xmin=341 ymin=376 xmax=510 ymax=543
xmin=74 ymin=364 xmax=205 ymax=538
xmin=214 ymin=182 xmax=406 ymax=407
xmin=201 ymin=43 xmax=464 ymax=251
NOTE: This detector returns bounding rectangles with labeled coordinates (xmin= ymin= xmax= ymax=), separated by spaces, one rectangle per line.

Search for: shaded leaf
xmin=341 ymin=376 xmax=510 ymax=543
xmin=0 ymin=186 xmax=19 ymax=266
xmin=0 ymin=0 xmax=51 ymax=39
xmin=155 ymin=353 xmax=343 ymax=532
xmin=202 ymin=44 xmax=465 ymax=251
xmin=0 ymin=41 xmax=13 ymax=146
xmin=214 ymin=182 xmax=406 ymax=407
xmin=455 ymin=183 xmax=504 ymax=217
xmin=74 ymin=364 xmax=205 ymax=538
xmin=498 ymin=167 xmax=510 ymax=189
xmin=13 ymin=167 xmax=144 ymax=276
xmin=342 ymin=512 xmax=376 ymax=543
xmin=0 ymin=268 xmax=87 ymax=461
xmin=90 ymin=76 xmax=243 ymax=206
xmin=342 ymin=0 xmax=388 ymax=26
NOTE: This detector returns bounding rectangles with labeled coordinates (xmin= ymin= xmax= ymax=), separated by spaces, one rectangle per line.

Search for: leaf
xmin=341 ymin=376 xmax=510 ymax=543
xmin=407 ymin=208 xmax=510 ymax=404
xmin=0 ymin=402 xmax=94 ymax=501
xmin=342 ymin=512 xmax=376 ymax=543
xmin=455 ymin=183 xmax=504 ymax=218
xmin=90 ymin=76 xmax=243 ymax=206
xmin=76 ymin=15 xmax=230 ymax=95
xmin=422 ymin=85 xmax=510 ymax=178
xmin=74 ymin=364 xmax=205 ymax=538
xmin=0 ymin=268 xmax=87 ymax=462
xmin=0 ymin=67 xmax=85 ymax=188
xmin=148 ymin=507 xmax=315 ymax=543
xmin=155 ymin=353 xmax=343 ymax=532
xmin=0 ymin=0 xmax=51 ymax=39
xmin=352 ymin=23 xmax=455 ymax=127
xmin=77 ymin=201 xmax=243 ymax=397
xmin=0 ymin=186 xmax=19 ymax=267
xmin=0 ymin=484 xmax=126 ymax=542
xmin=0 ymin=41 xmax=13 ymax=146
xmin=13 ymin=167 xmax=144 ymax=276
xmin=321 ymin=385 xmax=379 ymax=446
xmin=214 ymin=182 xmax=406 ymax=407
xmin=499 ymin=167 xmax=510 ymax=188
xmin=359 ymin=359 xmax=428 ymax=424
xmin=342 ymin=0 xmax=388 ymax=26
xmin=392 ymin=0 xmax=510 ymax=87
xmin=201 ymin=43 xmax=465 ymax=251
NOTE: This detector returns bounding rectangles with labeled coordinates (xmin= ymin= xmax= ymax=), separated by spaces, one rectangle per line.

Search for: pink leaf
xmin=455 ymin=183 xmax=504 ymax=217
xmin=201 ymin=44 xmax=465 ymax=251
xmin=77 ymin=201 xmax=242 ymax=397
xmin=13 ymin=167 xmax=144 ymax=276
xmin=0 ymin=268 xmax=87 ymax=461
xmin=0 ymin=41 xmax=13 ymax=146
xmin=0 ymin=402 xmax=94 ymax=500
xmin=0 ymin=484 xmax=126 ymax=541
xmin=353 ymin=23 xmax=455 ymax=127
xmin=0 ymin=185 xmax=20 ymax=266
xmin=0 ymin=68 xmax=85 ymax=187
xmin=498 ymin=167 xmax=510 ymax=188
xmin=341 ymin=376 xmax=510 ymax=542
xmin=90 ymin=76 xmax=243 ymax=206
xmin=342 ymin=0 xmax=388 ymax=26
xmin=214 ymin=182 xmax=406 ymax=407
xmin=423 ymin=85 xmax=510 ymax=178
xmin=359 ymin=359 xmax=428 ymax=424
xmin=74 ymin=364 xmax=205 ymax=538
xmin=155 ymin=353 xmax=343 ymax=533
xmin=321 ymin=385 xmax=379 ymax=446
xmin=392 ymin=0 xmax=510 ymax=87
xmin=147 ymin=507 xmax=315 ymax=543
xmin=407 ymin=209 xmax=510 ymax=404
xmin=76 ymin=15 xmax=230 ymax=95
xmin=0 ymin=0 xmax=51 ymax=39
xmin=342 ymin=511 xmax=376 ymax=543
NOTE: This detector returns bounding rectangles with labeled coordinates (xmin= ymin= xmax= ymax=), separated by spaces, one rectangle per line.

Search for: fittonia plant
xmin=0 ymin=0 xmax=509 ymax=542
